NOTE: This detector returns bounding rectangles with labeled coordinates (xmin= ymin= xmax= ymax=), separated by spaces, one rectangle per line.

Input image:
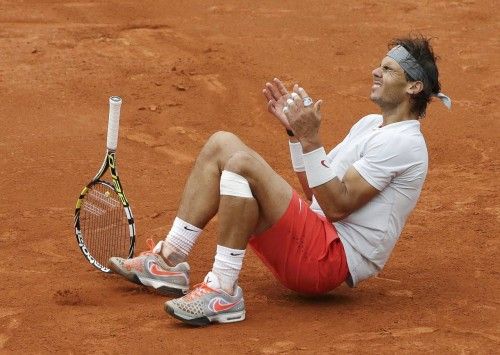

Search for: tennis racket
xmin=74 ymin=96 xmax=135 ymax=272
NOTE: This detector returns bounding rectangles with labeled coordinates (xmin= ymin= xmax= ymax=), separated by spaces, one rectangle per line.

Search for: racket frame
xmin=74 ymin=148 xmax=136 ymax=273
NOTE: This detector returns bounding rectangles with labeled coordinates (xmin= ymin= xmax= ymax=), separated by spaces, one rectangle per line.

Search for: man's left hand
xmin=282 ymin=85 xmax=323 ymax=151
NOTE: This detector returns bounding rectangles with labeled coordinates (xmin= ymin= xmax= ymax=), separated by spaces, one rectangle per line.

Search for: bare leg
xmin=175 ymin=131 xmax=292 ymax=229
xmin=217 ymin=195 xmax=259 ymax=249
xmin=175 ymin=132 xmax=258 ymax=227
xmin=217 ymin=149 xmax=292 ymax=249
xmin=162 ymin=131 xmax=293 ymax=263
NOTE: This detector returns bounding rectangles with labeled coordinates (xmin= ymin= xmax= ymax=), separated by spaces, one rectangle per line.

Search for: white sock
xmin=164 ymin=217 xmax=202 ymax=259
xmin=212 ymin=245 xmax=246 ymax=294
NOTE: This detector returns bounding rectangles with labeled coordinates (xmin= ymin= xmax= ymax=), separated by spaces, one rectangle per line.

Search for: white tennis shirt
xmin=309 ymin=114 xmax=428 ymax=287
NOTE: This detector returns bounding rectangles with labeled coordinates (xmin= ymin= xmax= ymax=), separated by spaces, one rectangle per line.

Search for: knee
xmin=201 ymin=131 xmax=238 ymax=157
xmin=207 ymin=131 xmax=238 ymax=149
xmin=224 ymin=151 xmax=256 ymax=176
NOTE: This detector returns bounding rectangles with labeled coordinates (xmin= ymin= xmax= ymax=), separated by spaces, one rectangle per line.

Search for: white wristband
xmin=289 ymin=141 xmax=305 ymax=172
xmin=303 ymin=147 xmax=335 ymax=188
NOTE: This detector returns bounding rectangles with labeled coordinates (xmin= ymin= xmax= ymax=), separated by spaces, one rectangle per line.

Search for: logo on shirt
xmin=320 ymin=160 xmax=330 ymax=168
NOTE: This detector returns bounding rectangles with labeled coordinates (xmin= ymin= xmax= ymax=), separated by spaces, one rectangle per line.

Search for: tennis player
xmin=109 ymin=35 xmax=451 ymax=326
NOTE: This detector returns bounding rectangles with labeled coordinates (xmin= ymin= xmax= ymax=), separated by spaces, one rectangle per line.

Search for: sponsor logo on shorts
xmin=320 ymin=160 xmax=330 ymax=168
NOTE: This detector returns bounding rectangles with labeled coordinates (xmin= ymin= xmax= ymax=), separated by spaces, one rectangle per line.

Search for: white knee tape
xmin=220 ymin=170 xmax=253 ymax=198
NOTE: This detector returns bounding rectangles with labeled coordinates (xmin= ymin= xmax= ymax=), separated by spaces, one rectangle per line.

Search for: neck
xmin=380 ymin=101 xmax=418 ymax=126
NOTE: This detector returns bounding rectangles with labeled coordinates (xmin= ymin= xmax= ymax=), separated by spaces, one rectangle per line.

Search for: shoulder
xmin=349 ymin=114 xmax=382 ymax=135
xmin=382 ymin=121 xmax=425 ymax=147
xmin=367 ymin=122 xmax=428 ymax=162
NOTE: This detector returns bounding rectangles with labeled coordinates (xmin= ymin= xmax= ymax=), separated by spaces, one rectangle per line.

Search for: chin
xmin=370 ymin=87 xmax=379 ymax=100
xmin=370 ymin=96 xmax=384 ymax=109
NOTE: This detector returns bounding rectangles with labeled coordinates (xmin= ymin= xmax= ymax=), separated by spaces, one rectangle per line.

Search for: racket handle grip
xmin=107 ymin=96 xmax=122 ymax=150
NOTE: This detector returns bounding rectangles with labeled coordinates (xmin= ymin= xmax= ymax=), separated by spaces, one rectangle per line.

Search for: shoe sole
xmin=164 ymin=303 xmax=245 ymax=326
xmin=109 ymin=260 xmax=187 ymax=296
xmin=137 ymin=275 xmax=188 ymax=296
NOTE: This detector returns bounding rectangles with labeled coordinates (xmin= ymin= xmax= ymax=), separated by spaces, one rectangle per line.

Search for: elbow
xmin=325 ymin=210 xmax=350 ymax=223
xmin=324 ymin=201 xmax=354 ymax=222
xmin=326 ymin=213 xmax=349 ymax=223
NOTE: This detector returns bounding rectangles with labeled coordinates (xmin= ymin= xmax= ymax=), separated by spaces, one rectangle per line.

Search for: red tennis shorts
xmin=249 ymin=190 xmax=349 ymax=295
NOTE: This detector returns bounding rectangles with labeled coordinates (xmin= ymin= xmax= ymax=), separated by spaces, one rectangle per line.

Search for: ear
xmin=406 ymin=81 xmax=424 ymax=95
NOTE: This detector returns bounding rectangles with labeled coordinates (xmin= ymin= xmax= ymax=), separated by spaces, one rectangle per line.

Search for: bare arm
xmin=295 ymin=170 xmax=313 ymax=201
xmin=283 ymin=86 xmax=379 ymax=221
xmin=262 ymin=78 xmax=314 ymax=199
xmin=308 ymin=165 xmax=379 ymax=221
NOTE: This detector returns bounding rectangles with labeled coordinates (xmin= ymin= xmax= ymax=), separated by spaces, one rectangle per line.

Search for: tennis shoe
xmin=164 ymin=271 xmax=245 ymax=326
xmin=108 ymin=239 xmax=189 ymax=296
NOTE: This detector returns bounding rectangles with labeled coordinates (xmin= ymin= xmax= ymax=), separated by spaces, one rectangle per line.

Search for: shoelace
xmin=183 ymin=283 xmax=214 ymax=301
xmin=139 ymin=238 xmax=157 ymax=256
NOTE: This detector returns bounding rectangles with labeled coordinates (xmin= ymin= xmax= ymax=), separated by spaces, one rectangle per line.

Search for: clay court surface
xmin=0 ymin=0 xmax=498 ymax=353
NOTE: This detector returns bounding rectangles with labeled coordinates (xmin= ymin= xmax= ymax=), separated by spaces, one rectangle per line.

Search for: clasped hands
xmin=262 ymin=78 xmax=323 ymax=149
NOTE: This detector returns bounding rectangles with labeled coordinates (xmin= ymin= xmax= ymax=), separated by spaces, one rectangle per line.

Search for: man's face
xmin=370 ymin=56 xmax=410 ymax=109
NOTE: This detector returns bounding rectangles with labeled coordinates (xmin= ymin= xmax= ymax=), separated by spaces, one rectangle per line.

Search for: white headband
xmin=387 ymin=45 xmax=451 ymax=109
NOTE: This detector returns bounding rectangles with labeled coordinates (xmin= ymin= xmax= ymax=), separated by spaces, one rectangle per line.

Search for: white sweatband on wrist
xmin=289 ymin=141 xmax=305 ymax=172
xmin=220 ymin=170 xmax=253 ymax=198
xmin=303 ymin=147 xmax=336 ymax=188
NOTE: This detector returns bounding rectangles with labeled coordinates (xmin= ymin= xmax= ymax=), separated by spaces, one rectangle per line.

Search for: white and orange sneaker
xmin=164 ymin=271 xmax=245 ymax=326
xmin=108 ymin=239 xmax=189 ymax=296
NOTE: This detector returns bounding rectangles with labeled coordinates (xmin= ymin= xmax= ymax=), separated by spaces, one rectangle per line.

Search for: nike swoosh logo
xmin=148 ymin=262 xmax=183 ymax=277
xmin=184 ymin=226 xmax=197 ymax=232
xmin=211 ymin=298 xmax=241 ymax=312
xmin=320 ymin=160 xmax=330 ymax=168
xmin=230 ymin=253 xmax=243 ymax=256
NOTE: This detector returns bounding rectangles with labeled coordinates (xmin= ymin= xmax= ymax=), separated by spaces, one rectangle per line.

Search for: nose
xmin=372 ymin=67 xmax=382 ymax=78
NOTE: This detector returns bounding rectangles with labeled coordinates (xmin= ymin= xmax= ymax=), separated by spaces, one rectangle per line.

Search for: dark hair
xmin=389 ymin=35 xmax=441 ymax=118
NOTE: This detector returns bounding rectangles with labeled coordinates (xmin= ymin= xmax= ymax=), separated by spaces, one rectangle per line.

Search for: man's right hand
xmin=262 ymin=78 xmax=293 ymax=131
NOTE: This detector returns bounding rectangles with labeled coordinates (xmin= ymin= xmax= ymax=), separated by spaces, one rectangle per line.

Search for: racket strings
xmin=79 ymin=183 xmax=130 ymax=266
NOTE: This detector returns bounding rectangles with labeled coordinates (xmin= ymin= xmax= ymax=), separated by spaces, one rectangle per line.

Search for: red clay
xmin=0 ymin=1 xmax=498 ymax=353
